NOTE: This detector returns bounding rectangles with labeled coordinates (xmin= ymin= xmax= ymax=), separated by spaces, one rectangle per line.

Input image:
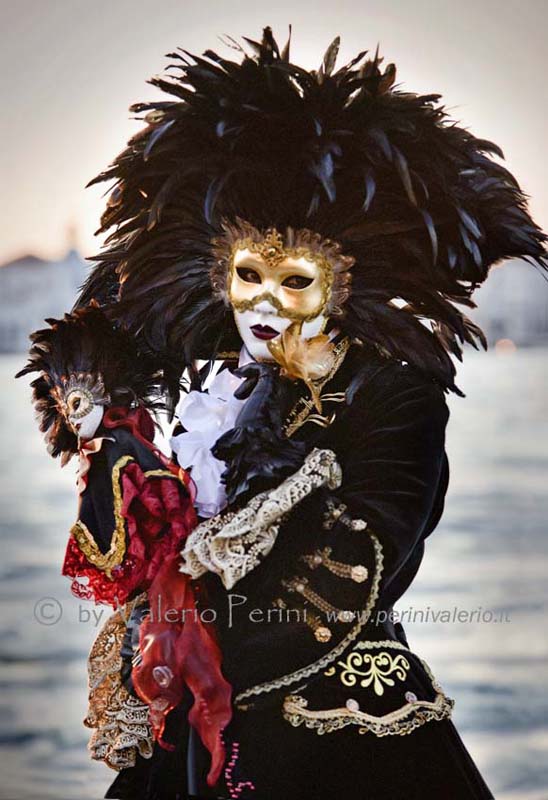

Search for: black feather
xmin=74 ymin=27 xmax=547 ymax=402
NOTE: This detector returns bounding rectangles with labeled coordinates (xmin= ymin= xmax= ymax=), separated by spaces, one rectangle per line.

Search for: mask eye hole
xmin=281 ymin=275 xmax=313 ymax=290
xmin=236 ymin=267 xmax=262 ymax=284
xmin=66 ymin=390 xmax=93 ymax=419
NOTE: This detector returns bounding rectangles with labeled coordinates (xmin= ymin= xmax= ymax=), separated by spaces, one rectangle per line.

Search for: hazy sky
xmin=1 ymin=0 xmax=546 ymax=264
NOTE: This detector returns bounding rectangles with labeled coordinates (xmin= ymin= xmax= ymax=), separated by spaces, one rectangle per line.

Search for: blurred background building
xmin=472 ymin=260 xmax=548 ymax=347
xmin=0 ymin=243 xmax=86 ymax=353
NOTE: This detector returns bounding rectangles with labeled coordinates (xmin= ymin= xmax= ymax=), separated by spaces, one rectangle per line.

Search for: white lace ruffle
xmin=170 ymin=364 xmax=247 ymax=517
xmin=180 ymin=448 xmax=342 ymax=589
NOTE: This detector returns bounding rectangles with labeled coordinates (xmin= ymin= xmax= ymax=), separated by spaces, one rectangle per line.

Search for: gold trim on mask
xmin=227 ymin=237 xmax=334 ymax=323
xmin=210 ymin=218 xmax=354 ymax=319
xmin=51 ymin=372 xmax=110 ymax=426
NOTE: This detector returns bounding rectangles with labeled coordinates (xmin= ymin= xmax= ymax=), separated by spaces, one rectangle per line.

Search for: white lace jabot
xmin=170 ymin=350 xmax=252 ymax=517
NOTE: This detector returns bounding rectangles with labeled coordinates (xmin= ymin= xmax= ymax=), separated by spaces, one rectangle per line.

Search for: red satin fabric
xmin=134 ymin=553 xmax=233 ymax=787
xmin=104 ymin=404 xmax=157 ymax=446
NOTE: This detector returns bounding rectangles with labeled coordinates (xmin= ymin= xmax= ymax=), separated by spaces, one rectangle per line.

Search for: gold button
xmin=314 ymin=626 xmax=332 ymax=643
xmin=351 ymin=565 xmax=368 ymax=583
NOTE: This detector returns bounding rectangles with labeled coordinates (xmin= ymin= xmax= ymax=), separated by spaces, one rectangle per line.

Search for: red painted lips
xmin=250 ymin=324 xmax=280 ymax=341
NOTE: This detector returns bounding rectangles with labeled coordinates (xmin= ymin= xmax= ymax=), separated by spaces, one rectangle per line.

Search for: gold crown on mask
xmin=258 ymin=228 xmax=286 ymax=268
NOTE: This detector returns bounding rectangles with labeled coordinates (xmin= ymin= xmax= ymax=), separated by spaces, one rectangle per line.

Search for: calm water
xmin=1 ymin=350 xmax=547 ymax=800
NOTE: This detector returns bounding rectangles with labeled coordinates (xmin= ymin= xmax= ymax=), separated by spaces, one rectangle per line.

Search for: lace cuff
xmin=180 ymin=448 xmax=342 ymax=590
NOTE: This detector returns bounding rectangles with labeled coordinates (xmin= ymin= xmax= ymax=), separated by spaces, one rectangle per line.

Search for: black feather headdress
xmin=16 ymin=304 xmax=162 ymax=458
xmin=78 ymin=27 xmax=546 ymax=397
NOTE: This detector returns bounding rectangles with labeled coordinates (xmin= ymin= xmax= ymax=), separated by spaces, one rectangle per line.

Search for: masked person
xmin=76 ymin=27 xmax=546 ymax=800
xmin=17 ymin=305 xmax=232 ymax=793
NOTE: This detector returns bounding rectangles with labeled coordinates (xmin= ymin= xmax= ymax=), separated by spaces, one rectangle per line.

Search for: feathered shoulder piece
xmin=78 ymin=26 xmax=546 ymax=396
xmin=16 ymin=303 xmax=162 ymax=458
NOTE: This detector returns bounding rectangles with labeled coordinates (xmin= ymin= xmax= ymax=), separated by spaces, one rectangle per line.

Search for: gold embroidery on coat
xmin=272 ymin=597 xmax=332 ymax=644
xmin=287 ymin=640 xmax=454 ymax=736
xmin=282 ymin=575 xmax=355 ymax=623
xmin=323 ymin=498 xmax=368 ymax=531
xmin=336 ymin=650 xmax=410 ymax=696
xmin=301 ymin=546 xmax=368 ymax=583
xmin=234 ymin=529 xmax=383 ymax=704
xmin=70 ymin=455 xmax=133 ymax=578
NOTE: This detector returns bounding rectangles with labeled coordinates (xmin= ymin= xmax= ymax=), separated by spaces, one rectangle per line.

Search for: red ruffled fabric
xmin=63 ymin=405 xmax=196 ymax=606
xmin=62 ymin=461 xmax=195 ymax=606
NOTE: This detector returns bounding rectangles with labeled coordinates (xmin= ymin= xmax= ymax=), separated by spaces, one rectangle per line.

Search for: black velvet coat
xmin=107 ymin=341 xmax=493 ymax=800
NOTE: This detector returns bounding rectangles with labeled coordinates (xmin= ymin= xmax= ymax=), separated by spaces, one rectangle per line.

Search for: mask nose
xmin=253 ymin=299 xmax=279 ymax=316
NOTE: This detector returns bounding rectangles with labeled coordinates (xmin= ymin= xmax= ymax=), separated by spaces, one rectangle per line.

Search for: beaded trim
xmin=282 ymin=690 xmax=454 ymax=737
xmin=70 ymin=455 xmax=133 ymax=578
xmin=234 ymin=530 xmax=383 ymax=704
xmin=224 ymin=741 xmax=256 ymax=798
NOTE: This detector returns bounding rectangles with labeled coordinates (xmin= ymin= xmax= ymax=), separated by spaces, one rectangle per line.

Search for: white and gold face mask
xmin=52 ymin=373 xmax=109 ymax=440
xmin=212 ymin=221 xmax=354 ymax=361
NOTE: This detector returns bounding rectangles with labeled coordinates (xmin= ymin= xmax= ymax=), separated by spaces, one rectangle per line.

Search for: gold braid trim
xmin=282 ymin=576 xmax=355 ymax=623
xmin=143 ymin=468 xmax=179 ymax=479
xmin=70 ymin=455 xmax=133 ymax=579
xmin=234 ymin=530 xmax=383 ymax=704
xmin=301 ymin=546 xmax=369 ymax=583
xmin=282 ymin=690 xmax=454 ymax=737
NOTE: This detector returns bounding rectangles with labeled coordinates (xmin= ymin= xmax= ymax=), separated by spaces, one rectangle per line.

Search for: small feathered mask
xmin=16 ymin=304 xmax=161 ymax=459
